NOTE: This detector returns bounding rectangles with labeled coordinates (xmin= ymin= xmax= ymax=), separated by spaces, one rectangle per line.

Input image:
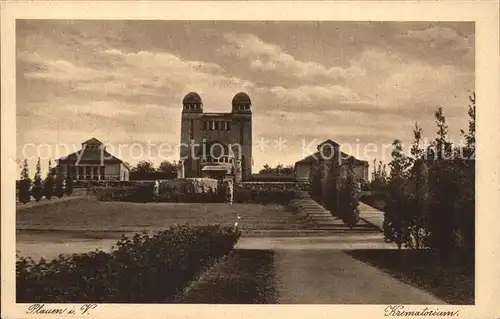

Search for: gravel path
xmin=273 ymin=249 xmax=446 ymax=304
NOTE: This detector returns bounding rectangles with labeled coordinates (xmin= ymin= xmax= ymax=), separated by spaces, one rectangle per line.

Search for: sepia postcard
xmin=2 ymin=1 xmax=500 ymax=319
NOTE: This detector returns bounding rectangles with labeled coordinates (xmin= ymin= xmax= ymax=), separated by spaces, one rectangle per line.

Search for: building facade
xmin=56 ymin=138 xmax=130 ymax=181
xmin=179 ymin=92 xmax=253 ymax=181
xmin=294 ymin=139 xmax=369 ymax=182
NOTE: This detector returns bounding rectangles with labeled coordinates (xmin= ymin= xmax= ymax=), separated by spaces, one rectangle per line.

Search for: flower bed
xmin=17 ymin=225 xmax=241 ymax=303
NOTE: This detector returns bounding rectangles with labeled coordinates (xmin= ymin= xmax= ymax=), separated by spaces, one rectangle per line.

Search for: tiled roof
xmin=81 ymin=137 xmax=104 ymax=145
xmin=295 ymin=139 xmax=368 ymax=167
xmin=57 ymin=149 xmax=123 ymax=164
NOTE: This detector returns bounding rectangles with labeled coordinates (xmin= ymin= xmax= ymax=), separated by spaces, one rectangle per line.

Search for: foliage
xmin=425 ymin=107 xmax=461 ymax=253
xmin=131 ymin=160 xmax=156 ymax=173
xmin=43 ymin=160 xmax=54 ymax=200
xmin=453 ymin=93 xmax=475 ymax=251
xmin=382 ymin=93 xmax=476 ymax=254
xmin=130 ymin=160 xmax=178 ymax=180
xmin=384 ymin=140 xmax=413 ymax=249
xmin=323 ymin=158 xmax=341 ymax=213
xmin=54 ymin=174 xmax=64 ymax=198
xmin=309 ymin=163 xmax=324 ymax=203
xmin=21 ymin=159 xmax=30 ymax=180
xmin=370 ymin=159 xmax=388 ymax=192
xmin=19 ymin=159 xmax=31 ymax=204
xmin=17 ymin=225 xmax=241 ymax=303
xmin=233 ymin=181 xmax=309 ymax=204
xmin=157 ymin=160 xmax=177 ymax=178
xmin=407 ymin=123 xmax=430 ymax=250
xmin=32 ymin=158 xmax=43 ymax=202
xmin=65 ymin=174 xmax=74 ymax=196
xmin=258 ymin=163 xmax=294 ymax=175
xmin=338 ymin=163 xmax=361 ymax=227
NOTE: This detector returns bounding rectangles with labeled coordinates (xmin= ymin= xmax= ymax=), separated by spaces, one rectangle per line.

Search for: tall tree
xmin=370 ymin=159 xmax=388 ymax=193
xmin=310 ymin=162 xmax=324 ymax=203
xmin=454 ymin=92 xmax=476 ymax=251
xmin=132 ymin=161 xmax=156 ymax=173
xmin=384 ymin=139 xmax=412 ymax=249
xmin=409 ymin=123 xmax=429 ymax=249
xmin=426 ymin=107 xmax=459 ymax=253
xmin=32 ymin=158 xmax=43 ymax=202
xmin=323 ymin=156 xmax=341 ymax=213
xmin=460 ymin=91 xmax=476 ymax=159
xmin=338 ymin=161 xmax=360 ymax=227
xmin=54 ymin=171 xmax=64 ymax=198
xmin=19 ymin=159 xmax=31 ymax=203
xmin=44 ymin=159 xmax=54 ymax=200
xmin=258 ymin=163 xmax=294 ymax=174
xmin=157 ymin=160 xmax=177 ymax=179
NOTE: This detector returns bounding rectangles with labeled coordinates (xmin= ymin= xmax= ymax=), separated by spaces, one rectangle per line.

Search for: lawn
xmin=16 ymin=197 xmax=303 ymax=231
xmin=345 ymin=249 xmax=474 ymax=305
xmin=180 ymin=249 xmax=277 ymax=304
xmin=16 ymin=197 xmax=307 ymax=260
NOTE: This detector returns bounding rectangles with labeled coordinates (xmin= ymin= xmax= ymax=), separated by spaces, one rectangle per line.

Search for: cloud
xmin=399 ymin=26 xmax=472 ymax=51
xmin=16 ymin=21 xmax=475 ymax=176
xmin=351 ymin=49 xmax=473 ymax=115
xmin=220 ymin=32 xmax=365 ymax=84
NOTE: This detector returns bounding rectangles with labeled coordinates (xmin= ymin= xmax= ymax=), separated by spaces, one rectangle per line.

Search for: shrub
xmin=382 ymin=94 xmax=476 ymax=254
xmin=17 ymin=225 xmax=241 ymax=303
xmin=43 ymin=176 xmax=54 ymax=200
xmin=19 ymin=178 xmax=32 ymax=204
xmin=338 ymin=164 xmax=361 ymax=227
xmin=233 ymin=182 xmax=309 ymax=204
xmin=309 ymin=164 xmax=324 ymax=203
xmin=65 ymin=176 xmax=73 ymax=196
xmin=19 ymin=159 xmax=31 ymax=203
xmin=54 ymin=176 xmax=64 ymax=198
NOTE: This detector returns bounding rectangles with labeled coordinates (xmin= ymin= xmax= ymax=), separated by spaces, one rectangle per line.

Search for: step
xmin=241 ymin=229 xmax=380 ymax=237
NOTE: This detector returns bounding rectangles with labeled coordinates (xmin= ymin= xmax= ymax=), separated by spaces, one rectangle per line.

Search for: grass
xmin=345 ymin=249 xmax=474 ymax=305
xmin=180 ymin=249 xmax=277 ymax=304
xmin=16 ymin=197 xmax=302 ymax=231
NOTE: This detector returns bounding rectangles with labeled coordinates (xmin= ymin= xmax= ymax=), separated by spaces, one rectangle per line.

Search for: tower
xmin=231 ymin=92 xmax=253 ymax=181
xmin=180 ymin=92 xmax=203 ymax=177
xmin=178 ymin=91 xmax=253 ymax=180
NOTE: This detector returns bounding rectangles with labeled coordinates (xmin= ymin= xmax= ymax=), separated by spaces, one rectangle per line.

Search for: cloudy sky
xmin=16 ymin=20 xmax=474 ymax=175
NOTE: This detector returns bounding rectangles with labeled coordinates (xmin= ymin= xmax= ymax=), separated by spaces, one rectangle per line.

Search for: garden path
xmin=273 ymin=249 xmax=446 ymax=304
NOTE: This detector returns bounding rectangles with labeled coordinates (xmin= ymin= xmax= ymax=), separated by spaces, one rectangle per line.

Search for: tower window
xmin=202 ymin=121 xmax=208 ymax=131
xmin=214 ymin=121 xmax=219 ymax=130
xmin=227 ymin=121 xmax=231 ymax=131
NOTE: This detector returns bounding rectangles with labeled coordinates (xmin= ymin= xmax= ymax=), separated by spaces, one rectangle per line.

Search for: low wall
xmin=156 ymin=178 xmax=222 ymax=203
xmin=234 ymin=181 xmax=310 ymax=204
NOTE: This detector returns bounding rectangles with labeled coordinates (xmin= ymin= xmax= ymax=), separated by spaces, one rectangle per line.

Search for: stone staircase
xmin=239 ymin=198 xmax=382 ymax=237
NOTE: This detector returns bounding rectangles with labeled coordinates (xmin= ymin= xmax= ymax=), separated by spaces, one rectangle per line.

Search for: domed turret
xmin=182 ymin=92 xmax=203 ymax=113
xmin=232 ymin=92 xmax=251 ymax=113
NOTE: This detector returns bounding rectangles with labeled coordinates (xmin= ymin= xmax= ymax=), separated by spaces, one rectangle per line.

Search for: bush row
xmin=233 ymin=182 xmax=311 ymax=204
xmin=373 ymin=95 xmax=475 ymax=253
xmin=17 ymin=225 xmax=241 ymax=303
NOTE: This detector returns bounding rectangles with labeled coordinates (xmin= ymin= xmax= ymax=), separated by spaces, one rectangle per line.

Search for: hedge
xmin=17 ymin=225 xmax=241 ymax=303
xmin=234 ymin=182 xmax=311 ymax=204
